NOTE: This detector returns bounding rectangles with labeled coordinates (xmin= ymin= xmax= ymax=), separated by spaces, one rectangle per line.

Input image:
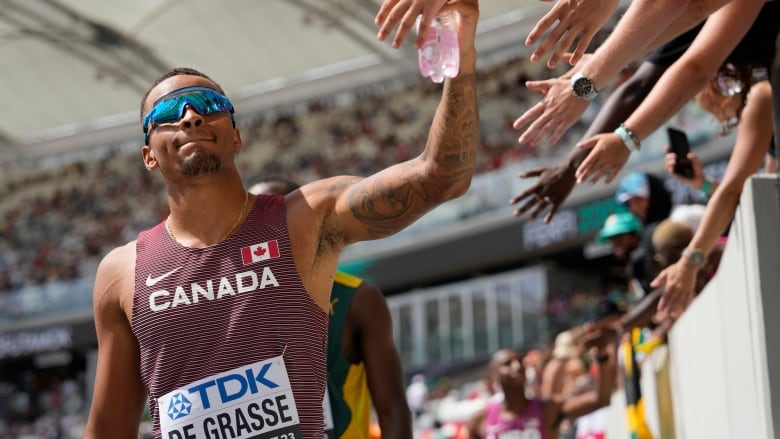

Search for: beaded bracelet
xmin=614 ymin=123 xmax=640 ymax=152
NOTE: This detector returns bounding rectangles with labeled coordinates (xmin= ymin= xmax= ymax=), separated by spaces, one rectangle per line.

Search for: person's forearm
xmin=623 ymin=61 xmax=711 ymax=139
xmin=687 ymin=81 xmax=773 ymax=256
xmin=560 ymin=347 xmax=615 ymax=417
xmin=594 ymin=348 xmax=615 ymax=407
xmin=580 ymin=0 xmax=687 ymax=89
xmin=687 ymin=184 xmax=740 ymax=257
xmin=377 ymin=408 xmax=413 ymax=439
xmin=619 ymin=289 xmax=663 ymax=330
xmin=424 ymin=59 xmax=479 ymax=197
xmin=565 ymin=147 xmax=591 ymax=170
xmin=623 ymin=0 xmax=765 ymax=140
xmin=644 ymin=0 xmax=729 ymax=53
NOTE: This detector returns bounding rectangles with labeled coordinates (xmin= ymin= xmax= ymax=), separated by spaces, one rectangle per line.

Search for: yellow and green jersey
xmin=325 ymin=271 xmax=372 ymax=439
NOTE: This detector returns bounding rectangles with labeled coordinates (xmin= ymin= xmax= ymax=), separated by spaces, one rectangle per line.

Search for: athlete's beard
xmin=180 ymin=152 xmax=221 ymax=176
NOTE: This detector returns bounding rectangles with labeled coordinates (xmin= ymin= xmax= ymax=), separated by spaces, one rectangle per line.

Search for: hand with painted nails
xmin=525 ymin=0 xmax=619 ymax=68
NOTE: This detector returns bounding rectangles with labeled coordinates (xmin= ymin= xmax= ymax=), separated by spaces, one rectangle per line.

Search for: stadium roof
xmin=0 ymin=0 xmax=545 ymax=162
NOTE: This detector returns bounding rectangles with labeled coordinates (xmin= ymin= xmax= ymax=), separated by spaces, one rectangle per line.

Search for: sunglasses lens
xmin=153 ymin=99 xmax=186 ymax=125
xmin=146 ymin=88 xmax=233 ymax=128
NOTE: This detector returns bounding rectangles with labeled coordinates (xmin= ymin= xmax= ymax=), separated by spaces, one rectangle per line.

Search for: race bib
xmin=158 ymin=355 xmax=301 ymax=439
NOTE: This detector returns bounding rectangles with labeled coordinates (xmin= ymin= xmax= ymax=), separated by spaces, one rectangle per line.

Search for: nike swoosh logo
xmin=146 ymin=266 xmax=182 ymax=287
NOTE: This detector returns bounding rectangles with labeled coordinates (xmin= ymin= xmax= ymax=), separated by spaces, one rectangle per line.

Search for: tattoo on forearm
xmin=348 ymin=74 xmax=479 ymax=237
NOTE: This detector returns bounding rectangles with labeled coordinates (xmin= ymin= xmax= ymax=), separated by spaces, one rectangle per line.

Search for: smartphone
xmin=667 ymin=127 xmax=695 ymax=179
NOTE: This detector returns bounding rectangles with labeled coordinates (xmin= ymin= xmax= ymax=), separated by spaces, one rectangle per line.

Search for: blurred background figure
xmin=597 ymin=211 xmax=647 ymax=300
xmin=407 ymin=374 xmax=430 ymax=420
xmin=468 ymin=344 xmax=614 ymax=439
xmin=614 ymin=172 xmax=672 ymax=227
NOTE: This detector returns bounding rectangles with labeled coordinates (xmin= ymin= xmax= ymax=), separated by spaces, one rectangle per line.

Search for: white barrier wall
xmin=604 ymin=175 xmax=780 ymax=438
xmin=667 ymin=175 xmax=780 ymax=439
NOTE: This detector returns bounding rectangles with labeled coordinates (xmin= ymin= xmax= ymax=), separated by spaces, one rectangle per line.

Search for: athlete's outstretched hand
xmin=375 ymin=0 xmax=449 ymax=48
xmin=513 ymin=73 xmax=589 ymax=147
xmin=509 ymin=161 xmax=577 ymax=223
xmin=526 ymin=0 xmax=619 ymax=68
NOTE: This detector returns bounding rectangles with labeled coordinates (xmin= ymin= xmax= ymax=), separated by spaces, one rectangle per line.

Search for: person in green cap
xmin=598 ymin=211 xmax=648 ymax=299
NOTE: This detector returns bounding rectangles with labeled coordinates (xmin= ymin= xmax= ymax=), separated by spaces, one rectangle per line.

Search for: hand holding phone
xmin=667 ymin=127 xmax=695 ymax=179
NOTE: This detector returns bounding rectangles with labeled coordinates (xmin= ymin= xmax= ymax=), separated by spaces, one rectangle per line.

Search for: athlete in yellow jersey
xmin=250 ymin=178 xmax=412 ymax=439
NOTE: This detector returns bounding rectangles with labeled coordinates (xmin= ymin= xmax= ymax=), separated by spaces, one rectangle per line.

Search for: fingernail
xmin=525 ymin=38 xmax=533 ymax=46
xmin=530 ymin=54 xmax=539 ymax=63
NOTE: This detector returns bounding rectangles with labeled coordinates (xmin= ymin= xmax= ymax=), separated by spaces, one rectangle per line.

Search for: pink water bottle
xmin=417 ymin=12 xmax=460 ymax=83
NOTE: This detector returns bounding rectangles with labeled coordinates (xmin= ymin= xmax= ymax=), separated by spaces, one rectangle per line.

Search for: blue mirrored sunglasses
xmin=142 ymin=86 xmax=235 ymax=144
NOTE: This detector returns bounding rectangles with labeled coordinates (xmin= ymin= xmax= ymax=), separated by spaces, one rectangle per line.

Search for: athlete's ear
xmin=141 ymin=145 xmax=158 ymax=171
xmin=233 ymin=128 xmax=242 ymax=154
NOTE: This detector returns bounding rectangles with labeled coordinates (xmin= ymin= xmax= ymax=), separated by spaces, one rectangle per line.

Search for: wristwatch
xmin=682 ymin=247 xmax=707 ymax=269
xmin=571 ymin=72 xmax=599 ymax=100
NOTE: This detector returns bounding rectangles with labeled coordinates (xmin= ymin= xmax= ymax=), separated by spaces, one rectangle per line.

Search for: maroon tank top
xmin=133 ymin=194 xmax=328 ymax=439
xmin=484 ymin=398 xmax=548 ymax=439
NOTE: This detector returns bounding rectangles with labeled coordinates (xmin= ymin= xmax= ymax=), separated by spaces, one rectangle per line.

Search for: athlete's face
xmin=491 ymin=349 xmax=526 ymax=391
xmin=141 ymin=75 xmax=242 ymax=178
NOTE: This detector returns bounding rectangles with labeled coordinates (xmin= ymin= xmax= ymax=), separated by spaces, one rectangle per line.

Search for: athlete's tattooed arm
xmin=345 ymin=72 xmax=479 ymax=240
xmin=292 ymin=0 xmax=479 ymax=255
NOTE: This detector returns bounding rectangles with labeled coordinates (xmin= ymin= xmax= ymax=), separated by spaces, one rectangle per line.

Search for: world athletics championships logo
xmin=167 ymin=392 xmax=193 ymax=420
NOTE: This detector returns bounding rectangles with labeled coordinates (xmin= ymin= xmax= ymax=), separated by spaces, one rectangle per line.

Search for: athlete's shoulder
xmin=94 ymin=240 xmax=137 ymax=317
xmin=99 ymin=240 xmax=137 ymax=271
xmin=333 ymin=270 xmax=364 ymax=289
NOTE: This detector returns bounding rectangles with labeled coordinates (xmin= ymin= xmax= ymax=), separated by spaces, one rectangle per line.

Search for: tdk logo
xmin=188 ymin=363 xmax=279 ymax=410
xmin=167 ymin=393 xmax=193 ymax=420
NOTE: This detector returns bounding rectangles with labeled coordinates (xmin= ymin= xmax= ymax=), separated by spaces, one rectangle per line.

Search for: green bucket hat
xmin=598 ymin=211 xmax=643 ymax=242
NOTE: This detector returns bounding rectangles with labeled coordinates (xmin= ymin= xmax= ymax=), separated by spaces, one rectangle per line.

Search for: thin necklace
xmin=166 ymin=190 xmax=249 ymax=243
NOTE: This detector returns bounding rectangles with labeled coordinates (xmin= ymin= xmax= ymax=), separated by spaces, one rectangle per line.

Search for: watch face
xmin=573 ymin=77 xmax=595 ymax=99
xmin=684 ymin=249 xmax=706 ymax=267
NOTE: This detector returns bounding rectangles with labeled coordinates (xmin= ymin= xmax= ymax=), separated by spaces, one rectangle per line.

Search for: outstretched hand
xmin=375 ymin=0 xmax=449 ymax=49
xmin=509 ymin=161 xmax=577 ymax=223
xmin=526 ymin=0 xmax=619 ymax=68
xmin=513 ymin=74 xmax=589 ymax=147
xmin=652 ymin=260 xmax=699 ymax=318
xmin=575 ymin=133 xmax=630 ymax=184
